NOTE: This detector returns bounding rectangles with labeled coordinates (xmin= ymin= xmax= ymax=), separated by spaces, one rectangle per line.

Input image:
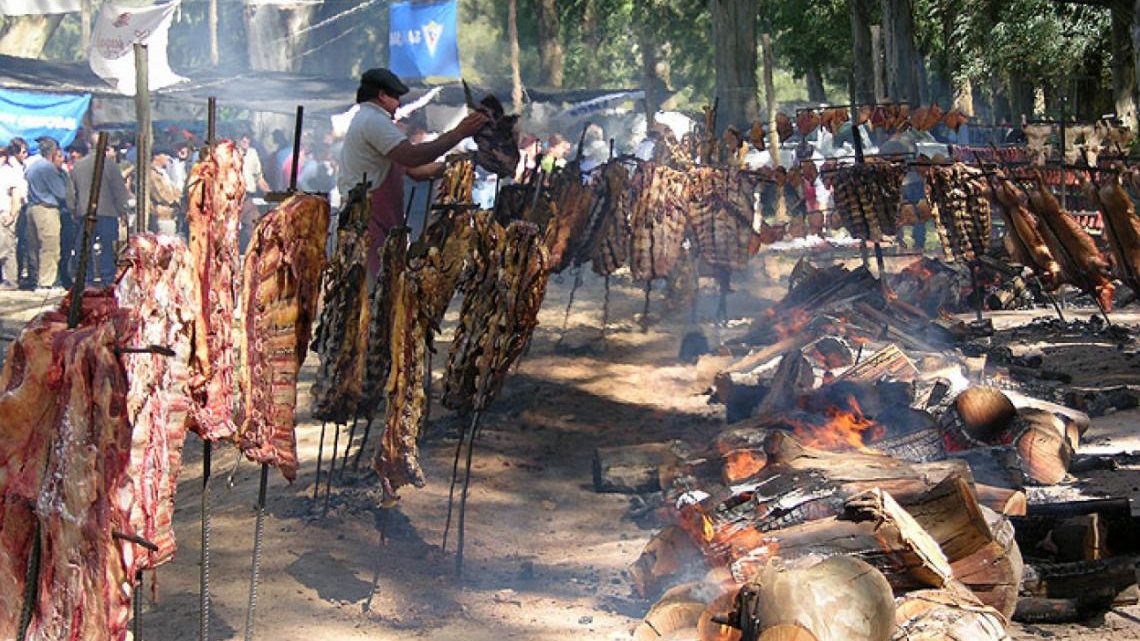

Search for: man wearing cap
xmin=338 ymin=67 xmax=487 ymax=279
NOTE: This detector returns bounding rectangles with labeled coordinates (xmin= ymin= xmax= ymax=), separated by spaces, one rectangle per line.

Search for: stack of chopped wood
xmin=621 ymin=334 xmax=1137 ymax=639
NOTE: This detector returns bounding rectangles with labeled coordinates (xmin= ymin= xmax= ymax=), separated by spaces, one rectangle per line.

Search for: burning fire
xmin=721 ymin=449 xmax=767 ymax=483
xmin=791 ymin=395 xmax=885 ymax=453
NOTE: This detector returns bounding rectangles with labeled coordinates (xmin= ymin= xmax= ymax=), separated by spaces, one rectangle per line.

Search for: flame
xmin=722 ymin=449 xmax=767 ymax=483
xmin=791 ymin=395 xmax=885 ymax=453
xmin=702 ymin=514 xmax=716 ymax=542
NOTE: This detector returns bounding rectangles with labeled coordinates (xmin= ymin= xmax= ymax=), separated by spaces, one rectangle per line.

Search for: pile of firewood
xmin=607 ymin=328 xmax=1137 ymax=640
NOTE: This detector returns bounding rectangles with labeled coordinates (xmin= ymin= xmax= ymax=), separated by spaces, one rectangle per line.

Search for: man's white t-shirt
xmin=338 ymin=102 xmax=407 ymax=197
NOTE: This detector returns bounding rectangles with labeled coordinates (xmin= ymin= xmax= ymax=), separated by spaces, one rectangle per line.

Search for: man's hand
xmin=454 ymin=111 xmax=489 ymax=138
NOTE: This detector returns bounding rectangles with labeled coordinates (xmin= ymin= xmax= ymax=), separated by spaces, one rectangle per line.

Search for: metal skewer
xmin=243 ymin=463 xmax=269 ymax=641
xmin=199 ymin=97 xmax=217 ymax=641
xmin=313 ymin=422 xmax=326 ymax=503
xmin=455 ymin=411 xmax=483 ymax=579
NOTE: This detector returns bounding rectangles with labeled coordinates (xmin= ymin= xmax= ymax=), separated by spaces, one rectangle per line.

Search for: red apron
xmin=367 ymin=163 xmax=405 ymax=280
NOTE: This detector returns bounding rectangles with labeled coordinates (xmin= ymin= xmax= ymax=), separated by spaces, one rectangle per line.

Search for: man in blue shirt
xmin=24 ymin=139 xmax=70 ymax=289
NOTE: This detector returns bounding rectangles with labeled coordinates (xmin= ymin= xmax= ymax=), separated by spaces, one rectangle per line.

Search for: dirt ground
xmin=1 ymin=252 xmax=1137 ymax=641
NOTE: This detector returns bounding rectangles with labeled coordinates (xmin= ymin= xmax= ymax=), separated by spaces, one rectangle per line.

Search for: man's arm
xmin=386 ymin=112 xmax=488 ymax=168
xmin=406 ymin=162 xmax=444 ymax=181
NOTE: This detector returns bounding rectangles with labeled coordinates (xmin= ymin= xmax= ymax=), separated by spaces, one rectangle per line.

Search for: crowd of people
xmin=1 ymin=77 xmax=990 ymax=294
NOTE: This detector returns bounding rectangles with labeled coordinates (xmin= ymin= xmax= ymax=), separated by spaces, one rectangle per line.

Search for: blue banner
xmin=389 ymin=0 xmax=461 ymax=80
xmin=0 ymin=88 xmax=90 ymax=152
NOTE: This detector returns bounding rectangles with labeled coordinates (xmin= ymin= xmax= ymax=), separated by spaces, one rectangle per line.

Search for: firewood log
xmin=633 ymin=582 xmax=709 ymax=641
xmin=593 ymin=441 xmax=688 ymax=494
xmin=1011 ymin=497 xmax=1140 ymax=556
xmin=892 ymin=588 xmax=1009 ymax=641
xmin=631 ymin=524 xmax=710 ymax=599
xmin=938 ymin=387 xmax=1018 ymax=450
xmin=725 ymin=557 xmax=896 ymax=641
xmin=720 ymin=489 xmax=954 ymax=592
xmin=973 ymin=484 xmax=1027 ymax=516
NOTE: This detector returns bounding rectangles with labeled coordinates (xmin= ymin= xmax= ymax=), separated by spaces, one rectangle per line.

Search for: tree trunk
xmin=710 ymin=0 xmax=760 ymax=131
xmin=583 ymin=0 xmax=602 ymax=57
xmin=849 ymin=0 xmax=875 ymax=105
xmin=880 ymin=0 xmax=921 ymax=104
xmin=536 ymin=0 xmax=564 ymax=88
xmin=0 ymin=15 xmax=64 ymax=58
xmin=870 ymin=24 xmax=886 ymax=102
xmin=508 ymin=0 xmax=523 ymax=113
xmin=805 ymin=66 xmax=827 ymax=103
xmin=1115 ymin=3 xmax=1137 ymax=131
xmin=640 ymin=25 xmax=660 ymax=128
xmin=81 ymin=0 xmax=91 ymax=52
xmin=245 ymin=4 xmax=318 ymax=72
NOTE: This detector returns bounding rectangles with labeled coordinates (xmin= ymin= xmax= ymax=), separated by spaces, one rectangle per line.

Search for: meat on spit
xmin=0 ymin=292 xmax=137 ymax=641
xmin=238 ymin=194 xmax=329 ymax=482
xmin=628 ymin=163 xmax=689 ymax=281
xmin=185 ymin=140 xmax=244 ymax=440
xmin=310 ymin=182 xmax=371 ymax=424
xmin=116 ymin=234 xmax=197 ymax=568
xmin=1027 ymin=173 xmax=1115 ymax=310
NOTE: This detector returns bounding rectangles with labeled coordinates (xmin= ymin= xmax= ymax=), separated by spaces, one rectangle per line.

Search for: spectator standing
xmin=24 ymin=139 xmax=70 ymax=289
xmin=149 ymin=150 xmax=182 ymax=236
xmin=168 ymin=141 xmax=192 ymax=192
xmin=73 ymin=141 xmax=131 ymax=283
xmin=238 ymin=132 xmax=270 ymax=251
xmin=540 ymin=133 xmax=572 ymax=173
xmin=0 ymin=140 xmax=28 ymax=288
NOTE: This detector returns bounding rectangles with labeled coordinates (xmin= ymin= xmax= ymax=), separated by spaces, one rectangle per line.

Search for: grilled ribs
xmin=238 ymin=194 xmax=329 ymax=481
xmin=185 ymin=140 xmax=244 ymax=440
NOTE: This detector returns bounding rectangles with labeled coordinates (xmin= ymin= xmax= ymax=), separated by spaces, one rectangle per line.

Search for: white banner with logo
xmin=89 ymin=1 xmax=186 ymax=96
xmin=0 ymin=0 xmax=80 ymax=15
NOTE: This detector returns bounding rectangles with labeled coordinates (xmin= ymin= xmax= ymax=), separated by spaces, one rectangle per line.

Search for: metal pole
xmin=289 ymin=106 xmax=304 ymax=192
xmin=208 ymin=0 xmax=219 ymax=66
xmin=243 ymin=463 xmax=270 ymax=641
xmin=69 ymin=132 xmax=109 ymax=324
xmin=134 ymin=44 xmax=151 ymax=234
xmin=313 ymin=422 xmax=326 ymax=503
xmin=455 ymin=411 xmax=482 ymax=579
xmin=200 ymin=439 xmax=212 ymax=641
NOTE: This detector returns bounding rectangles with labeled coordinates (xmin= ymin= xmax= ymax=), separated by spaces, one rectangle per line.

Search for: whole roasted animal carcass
xmin=1027 ymin=173 xmax=1115 ymax=310
xmin=186 ymin=140 xmax=244 ymax=440
xmin=310 ymin=182 xmax=371 ymax=424
xmin=1088 ymin=177 xmax=1140 ymax=298
xmin=238 ymin=194 xmax=329 ymax=482
xmin=991 ymin=176 xmax=1062 ymax=287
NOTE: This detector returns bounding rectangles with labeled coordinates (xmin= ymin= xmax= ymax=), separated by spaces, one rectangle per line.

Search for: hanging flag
xmin=0 ymin=0 xmax=80 ymax=15
xmin=388 ymin=0 xmax=460 ymax=80
xmin=88 ymin=1 xmax=186 ymax=96
xmin=0 ymin=88 xmax=90 ymax=151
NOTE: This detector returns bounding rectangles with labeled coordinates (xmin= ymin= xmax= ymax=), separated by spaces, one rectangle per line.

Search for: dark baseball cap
xmin=360 ymin=68 xmax=409 ymax=97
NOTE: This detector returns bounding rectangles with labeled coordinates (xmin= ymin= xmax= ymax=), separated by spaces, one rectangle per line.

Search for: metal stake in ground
xmin=557 ymin=266 xmax=584 ymax=345
xmin=313 ymin=421 xmax=326 ymax=503
xmin=339 ymin=416 xmax=360 ymax=482
xmin=323 ymin=423 xmax=341 ymax=516
xmin=243 ymin=463 xmax=270 ymax=641
xmin=455 ymin=411 xmax=483 ymax=578
xmin=200 ymin=438 xmax=213 ymax=641
xmin=600 ymin=275 xmax=611 ymax=342
xmin=352 ymin=417 xmax=374 ymax=471
xmin=441 ymin=418 xmax=469 ymax=553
